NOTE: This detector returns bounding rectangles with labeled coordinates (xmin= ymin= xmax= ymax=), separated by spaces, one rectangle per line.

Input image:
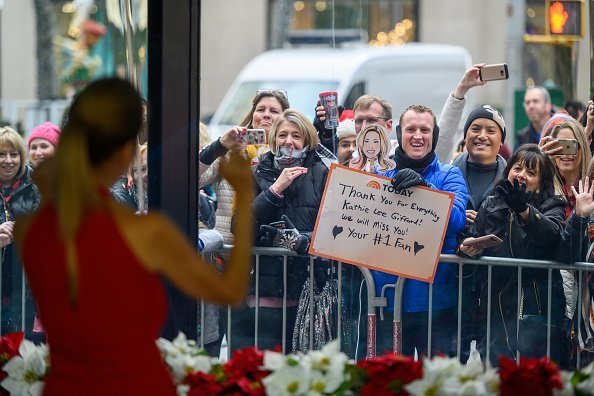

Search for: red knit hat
xmin=28 ymin=122 xmax=61 ymax=149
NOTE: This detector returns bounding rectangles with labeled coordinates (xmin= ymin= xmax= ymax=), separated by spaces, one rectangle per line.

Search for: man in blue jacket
xmin=373 ymin=104 xmax=468 ymax=357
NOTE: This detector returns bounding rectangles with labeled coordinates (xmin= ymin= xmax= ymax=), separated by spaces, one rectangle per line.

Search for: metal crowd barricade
xmin=205 ymin=246 xmax=594 ymax=370
xmin=4 ymin=245 xmax=594 ymax=371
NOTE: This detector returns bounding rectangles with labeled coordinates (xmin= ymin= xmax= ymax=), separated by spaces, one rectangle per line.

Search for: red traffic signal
xmin=548 ymin=0 xmax=583 ymax=37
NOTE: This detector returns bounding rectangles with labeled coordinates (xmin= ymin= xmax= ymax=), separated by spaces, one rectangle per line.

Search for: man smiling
xmin=452 ymin=104 xmax=507 ymax=360
xmin=372 ymin=104 xmax=468 ymax=357
xmin=453 ymin=104 xmax=507 ymax=227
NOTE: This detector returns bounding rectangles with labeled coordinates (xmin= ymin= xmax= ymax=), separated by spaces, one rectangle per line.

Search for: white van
xmin=207 ymin=44 xmax=474 ymax=140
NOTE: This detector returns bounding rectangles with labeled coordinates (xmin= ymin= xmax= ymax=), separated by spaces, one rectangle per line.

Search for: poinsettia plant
xmin=0 ymin=333 xmax=48 ymax=396
xmin=4 ymin=331 xmax=594 ymax=396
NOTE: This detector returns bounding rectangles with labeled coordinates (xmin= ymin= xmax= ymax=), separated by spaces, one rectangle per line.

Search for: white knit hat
xmin=336 ymin=119 xmax=356 ymax=140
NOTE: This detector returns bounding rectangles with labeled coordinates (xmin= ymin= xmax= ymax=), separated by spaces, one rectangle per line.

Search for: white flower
xmin=176 ymin=383 xmax=190 ymax=396
xmin=156 ymin=332 xmax=217 ymax=384
xmin=406 ymin=353 xmax=499 ymax=396
xmin=421 ymin=356 xmax=463 ymax=386
xmin=263 ymin=354 xmax=311 ymax=396
xmin=574 ymin=362 xmax=594 ymax=396
xmin=156 ymin=332 xmax=201 ymax=358
xmin=1 ymin=340 xmax=48 ymax=396
xmin=263 ymin=350 xmax=287 ymax=371
xmin=306 ymin=340 xmax=350 ymax=394
xmin=553 ymin=370 xmax=576 ymax=396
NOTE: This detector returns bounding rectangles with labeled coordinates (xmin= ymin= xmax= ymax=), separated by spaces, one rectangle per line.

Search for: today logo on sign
xmin=310 ymin=164 xmax=454 ymax=283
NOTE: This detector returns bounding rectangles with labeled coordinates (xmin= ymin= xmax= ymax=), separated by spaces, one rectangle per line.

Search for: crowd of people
xmin=197 ymin=65 xmax=594 ymax=367
xmin=2 ymin=66 xmax=594 ymax=387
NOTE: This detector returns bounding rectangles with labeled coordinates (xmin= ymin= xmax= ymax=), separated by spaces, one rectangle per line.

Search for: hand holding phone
xmin=551 ymin=138 xmax=578 ymax=156
xmin=479 ymin=64 xmax=509 ymax=82
xmin=462 ymin=234 xmax=503 ymax=249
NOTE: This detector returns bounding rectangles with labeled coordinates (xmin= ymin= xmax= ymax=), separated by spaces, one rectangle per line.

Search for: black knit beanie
xmin=463 ymin=104 xmax=506 ymax=142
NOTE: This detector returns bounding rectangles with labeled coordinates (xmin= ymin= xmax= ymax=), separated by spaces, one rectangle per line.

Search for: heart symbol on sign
xmin=332 ymin=225 xmax=344 ymax=239
xmin=413 ymin=241 xmax=425 ymax=256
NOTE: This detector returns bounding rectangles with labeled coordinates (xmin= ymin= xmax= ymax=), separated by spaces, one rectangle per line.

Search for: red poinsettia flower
xmin=0 ymin=333 xmax=24 ymax=395
xmin=0 ymin=332 xmax=23 ymax=365
xmin=357 ymin=353 xmax=423 ymax=396
xmin=186 ymin=371 xmax=224 ymax=396
xmin=222 ymin=347 xmax=270 ymax=396
xmin=499 ymin=356 xmax=563 ymax=396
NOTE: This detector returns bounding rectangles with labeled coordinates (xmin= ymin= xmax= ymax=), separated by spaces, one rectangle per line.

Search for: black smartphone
xmin=462 ymin=234 xmax=503 ymax=249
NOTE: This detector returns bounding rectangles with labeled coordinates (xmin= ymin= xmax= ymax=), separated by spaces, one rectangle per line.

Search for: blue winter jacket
xmin=372 ymin=155 xmax=468 ymax=312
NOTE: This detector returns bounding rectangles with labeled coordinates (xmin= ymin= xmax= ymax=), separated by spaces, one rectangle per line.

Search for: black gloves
xmin=260 ymin=215 xmax=310 ymax=255
xmin=391 ymin=169 xmax=429 ymax=191
xmin=313 ymin=104 xmax=345 ymax=140
xmin=496 ymin=179 xmax=532 ymax=213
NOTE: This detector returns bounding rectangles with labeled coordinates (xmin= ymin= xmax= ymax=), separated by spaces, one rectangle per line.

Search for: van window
xmin=344 ymin=81 xmax=366 ymax=110
xmin=219 ymin=81 xmax=338 ymax=125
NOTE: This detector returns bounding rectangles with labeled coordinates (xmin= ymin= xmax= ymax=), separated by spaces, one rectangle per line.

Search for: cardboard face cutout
xmin=350 ymin=125 xmax=395 ymax=173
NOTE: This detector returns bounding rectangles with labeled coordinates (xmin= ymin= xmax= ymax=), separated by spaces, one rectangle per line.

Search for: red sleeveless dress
xmin=21 ymin=204 xmax=176 ymax=396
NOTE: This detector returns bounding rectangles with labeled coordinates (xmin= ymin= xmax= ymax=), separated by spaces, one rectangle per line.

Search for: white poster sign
xmin=309 ymin=164 xmax=454 ymax=282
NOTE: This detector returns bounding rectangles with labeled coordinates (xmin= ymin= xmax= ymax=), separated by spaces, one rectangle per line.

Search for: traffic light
xmin=547 ymin=0 xmax=583 ymax=38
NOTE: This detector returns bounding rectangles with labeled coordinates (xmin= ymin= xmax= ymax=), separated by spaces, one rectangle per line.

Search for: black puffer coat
xmin=252 ymin=149 xmax=328 ymax=299
xmin=0 ymin=165 xmax=40 ymax=222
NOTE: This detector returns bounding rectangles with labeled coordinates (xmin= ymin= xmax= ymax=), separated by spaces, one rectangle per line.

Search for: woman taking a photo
xmin=14 ymin=78 xmax=253 ymax=395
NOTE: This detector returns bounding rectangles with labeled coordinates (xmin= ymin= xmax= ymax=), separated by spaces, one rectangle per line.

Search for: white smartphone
xmin=240 ymin=129 xmax=267 ymax=146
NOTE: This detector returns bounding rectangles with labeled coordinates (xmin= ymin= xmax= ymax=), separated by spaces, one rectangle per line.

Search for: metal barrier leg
xmin=367 ymin=313 xmax=376 ymax=359
xmin=255 ymin=254 xmax=260 ymax=350
xmin=457 ymin=262 xmax=463 ymax=360
xmin=282 ymin=255 xmax=288 ymax=354
xmin=428 ymin=283 xmax=433 ymax=358
xmin=486 ymin=265 xmax=492 ymax=366
xmin=393 ymin=277 xmax=406 ymax=355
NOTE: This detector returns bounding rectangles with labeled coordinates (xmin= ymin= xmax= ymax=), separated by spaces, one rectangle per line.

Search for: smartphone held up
xmin=239 ymin=129 xmax=267 ymax=147
xmin=479 ymin=63 xmax=509 ymax=82
xmin=552 ymin=138 xmax=578 ymax=156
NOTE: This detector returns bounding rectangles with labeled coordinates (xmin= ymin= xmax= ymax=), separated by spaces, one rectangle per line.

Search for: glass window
xmin=275 ymin=0 xmax=418 ymax=46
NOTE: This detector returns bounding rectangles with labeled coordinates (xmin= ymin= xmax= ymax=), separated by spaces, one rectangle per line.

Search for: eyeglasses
xmin=256 ymin=89 xmax=288 ymax=100
xmin=354 ymin=116 xmax=387 ymax=126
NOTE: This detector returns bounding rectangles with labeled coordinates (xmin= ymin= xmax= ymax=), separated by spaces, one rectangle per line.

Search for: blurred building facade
xmin=0 ymin=1 xmax=591 ymax=136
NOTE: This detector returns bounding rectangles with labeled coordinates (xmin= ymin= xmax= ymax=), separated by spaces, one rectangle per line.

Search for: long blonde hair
xmin=350 ymin=125 xmax=395 ymax=172
xmin=55 ymin=78 xmax=142 ymax=302
xmin=549 ymin=118 xmax=591 ymax=195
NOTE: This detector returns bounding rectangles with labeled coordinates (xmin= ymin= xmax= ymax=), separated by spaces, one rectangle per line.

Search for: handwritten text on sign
xmin=309 ymin=165 xmax=454 ymax=282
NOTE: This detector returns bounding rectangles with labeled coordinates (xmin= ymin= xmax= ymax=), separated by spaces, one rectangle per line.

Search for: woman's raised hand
xmin=538 ymin=135 xmax=563 ymax=156
xmin=572 ymin=176 xmax=594 ymax=218
xmin=219 ymin=126 xmax=245 ymax=151
xmin=220 ymin=151 xmax=253 ymax=194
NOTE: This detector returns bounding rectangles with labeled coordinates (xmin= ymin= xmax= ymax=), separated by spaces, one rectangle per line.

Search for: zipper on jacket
xmin=507 ymin=210 xmax=515 ymax=257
